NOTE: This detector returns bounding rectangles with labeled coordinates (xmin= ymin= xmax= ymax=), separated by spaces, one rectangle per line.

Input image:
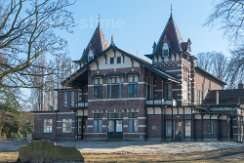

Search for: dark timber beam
xmin=182 ymin=107 xmax=185 ymax=141
xmin=217 ymin=115 xmax=221 ymax=141
xmin=201 ymin=113 xmax=204 ymax=141
xmin=171 ymin=107 xmax=174 ymax=141
xmin=191 ymin=108 xmax=195 ymax=141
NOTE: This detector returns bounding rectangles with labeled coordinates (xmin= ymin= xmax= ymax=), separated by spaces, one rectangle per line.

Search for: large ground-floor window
xmin=62 ymin=119 xmax=72 ymax=133
xmin=93 ymin=113 xmax=103 ymax=133
xmin=93 ymin=120 xmax=102 ymax=133
xmin=108 ymin=120 xmax=123 ymax=132
xmin=166 ymin=120 xmax=172 ymax=137
xmin=128 ymin=112 xmax=138 ymax=133
xmin=44 ymin=119 xmax=53 ymax=133
xmin=185 ymin=120 xmax=191 ymax=137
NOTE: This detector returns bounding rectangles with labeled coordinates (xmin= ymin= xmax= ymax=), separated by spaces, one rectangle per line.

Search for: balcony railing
xmin=71 ymin=101 xmax=88 ymax=109
xmin=145 ymin=99 xmax=177 ymax=106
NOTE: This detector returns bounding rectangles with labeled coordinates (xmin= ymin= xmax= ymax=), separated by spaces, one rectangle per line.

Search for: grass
xmin=1 ymin=147 xmax=244 ymax=162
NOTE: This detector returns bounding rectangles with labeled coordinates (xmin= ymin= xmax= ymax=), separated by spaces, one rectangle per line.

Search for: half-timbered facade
xmin=33 ymin=14 xmax=244 ymax=142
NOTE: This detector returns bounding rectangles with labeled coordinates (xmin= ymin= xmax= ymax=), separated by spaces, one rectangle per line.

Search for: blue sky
xmin=60 ymin=0 xmax=230 ymax=61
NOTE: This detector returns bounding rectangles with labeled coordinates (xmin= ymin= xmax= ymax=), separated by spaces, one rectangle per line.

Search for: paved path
xmin=0 ymin=140 xmax=244 ymax=154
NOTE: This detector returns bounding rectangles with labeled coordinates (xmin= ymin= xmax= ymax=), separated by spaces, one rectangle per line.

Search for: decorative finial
xmin=170 ymin=4 xmax=173 ymax=16
xmin=97 ymin=13 xmax=100 ymax=26
xmin=111 ymin=35 xmax=114 ymax=45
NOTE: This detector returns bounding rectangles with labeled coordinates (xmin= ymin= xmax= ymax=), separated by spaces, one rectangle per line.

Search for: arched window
xmin=207 ymin=121 xmax=214 ymax=134
xmin=162 ymin=43 xmax=169 ymax=56
xmin=88 ymin=50 xmax=94 ymax=62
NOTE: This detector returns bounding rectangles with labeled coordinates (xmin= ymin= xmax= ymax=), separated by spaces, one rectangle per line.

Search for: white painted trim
xmin=138 ymin=117 xmax=146 ymax=119
xmin=88 ymin=118 xmax=94 ymax=120
xmin=89 ymin=97 xmax=146 ymax=102
xmin=34 ymin=112 xmax=75 ymax=115
xmin=123 ymin=125 xmax=128 ymax=127
xmin=87 ymin=125 xmax=93 ymax=128
xmin=138 ymin=125 xmax=146 ymax=127
xmin=84 ymin=133 xmax=106 ymax=135
xmin=124 ymin=133 xmax=146 ymax=135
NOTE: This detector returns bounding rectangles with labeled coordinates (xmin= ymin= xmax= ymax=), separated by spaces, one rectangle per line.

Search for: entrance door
xmin=107 ymin=119 xmax=123 ymax=140
xmin=174 ymin=121 xmax=183 ymax=141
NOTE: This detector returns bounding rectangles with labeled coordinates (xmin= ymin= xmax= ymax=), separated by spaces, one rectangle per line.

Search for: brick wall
xmin=33 ymin=112 xmax=76 ymax=140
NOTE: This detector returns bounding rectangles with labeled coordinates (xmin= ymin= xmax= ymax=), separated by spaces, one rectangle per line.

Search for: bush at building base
xmin=18 ymin=140 xmax=84 ymax=163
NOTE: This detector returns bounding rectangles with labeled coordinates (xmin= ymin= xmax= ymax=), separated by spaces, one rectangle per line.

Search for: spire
xmin=170 ymin=4 xmax=173 ymax=17
xmin=97 ymin=13 xmax=101 ymax=27
xmin=111 ymin=35 xmax=115 ymax=45
xmin=79 ymin=23 xmax=109 ymax=64
xmin=154 ymin=13 xmax=185 ymax=54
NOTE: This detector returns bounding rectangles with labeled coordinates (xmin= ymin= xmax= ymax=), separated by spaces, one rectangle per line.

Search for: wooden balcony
xmin=145 ymin=99 xmax=177 ymax=106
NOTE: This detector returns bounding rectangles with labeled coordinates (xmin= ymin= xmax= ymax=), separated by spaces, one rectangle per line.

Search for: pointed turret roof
xmin=75 ymin=24 xmax=109 ymax=65
xmin=154 ymin=14 xmax=187 ymax=54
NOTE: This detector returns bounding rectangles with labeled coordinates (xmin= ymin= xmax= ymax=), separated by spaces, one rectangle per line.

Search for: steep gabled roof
xmin=63 ymin=45 xmax=180 ymax=87
xmin=154 ymin=14 xmax=183 ymax=54
xmin=195 ymin=67 xmax=227 ymax=86
xmin=74 ymin=24 xmax=108 ymax=65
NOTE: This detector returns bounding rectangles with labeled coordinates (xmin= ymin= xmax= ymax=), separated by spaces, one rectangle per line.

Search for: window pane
xmin=110 ymin=57 xmax=114 ymax=64
xmin=166 ymin=121 xmax=172 ymax=137
xmin=117 ymin=57 xmax=121 ymax=64
xmin=207 ymin=121 xmax=213 ymax=134
xmin=134 ymin=76 xmax=138 ymax=82
xmin=62 ymin=119 xmax=72 ymax=133
xmin=168 ymin=83 xmax=172 ymax=99
xmin=185 ymin=120 xmax=191 ymax=137
xmin=44 ymin=119 xmax=53 ymax=133
xmin=134 ymin=119 xmax=138 ymax=132
xmin=111 ymin=85 xmax=119 ymax=98
xmin=116 ymin=120 xmax=123 ymax=132
xmin=71 ymin=92 xmax=75 ymax=107
xmin=99 ymin=120 xmax=103 ymax=133
xmin=94 ymin=86 xmax=103 ymax=99
xmin=93 ymin=120 xmax=98 ymax=133
xmin=108 ymin=120 xmax=114 ymax=132
xmin=63 ymin=92 xmax=68 ymax=107
xmin=128 ymin=119 xmax=133 ymax=133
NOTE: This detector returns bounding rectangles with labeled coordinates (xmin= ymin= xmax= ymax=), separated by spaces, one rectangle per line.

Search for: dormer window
xmin=88 ymin=50 xmax=94 ymax=62
xmin=162 ymin=43 xmax=169 ymax=56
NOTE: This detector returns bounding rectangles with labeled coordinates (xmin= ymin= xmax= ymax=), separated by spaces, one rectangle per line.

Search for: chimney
xmin=216 ymin=91 xmax=219 ymax=105
xmin=238 ymin=83 xmax=244 ymax=89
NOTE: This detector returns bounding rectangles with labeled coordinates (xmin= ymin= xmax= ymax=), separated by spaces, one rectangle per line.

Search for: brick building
xmin=33 ymin=14 xmax=244 ymax=142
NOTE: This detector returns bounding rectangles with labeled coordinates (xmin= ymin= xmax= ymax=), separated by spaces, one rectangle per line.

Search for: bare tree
xmin=207 ymin=0 xmax=244 ymax=42
xmin=211 ymin=52 xmax=228 ymax=81
xmin=29 ymin=53 xmax=76 ymax=111
xmin=196 ymin=52 xmax=213 ymax=72
xmin=196 ymin=51 xmax=229 ymax=82
xmin=227 ymin=47 xmax=244 ymax=88
xmin=207 ymin=0 xmax=244 ymax=87
xmin=0 ymin=0 xmax=75 ymax=92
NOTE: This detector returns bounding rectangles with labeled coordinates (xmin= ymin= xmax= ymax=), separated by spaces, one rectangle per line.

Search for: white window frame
xmin=207 ymin=121 xmax=214 ymax=134
xmin=71 ymin=92 xmax=75 ymax=107
xmin=62 ymin=119 xmax=72 ymax=133
xmin=63 ymin=92 xmax=68 ymax=107
xmin=166 ymin=120 xmax=172 ymax=137
xmin=44 ymin=119 xmax=53 ymax=133
xmin=185 ymin=120 xmax=191 ymax=137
